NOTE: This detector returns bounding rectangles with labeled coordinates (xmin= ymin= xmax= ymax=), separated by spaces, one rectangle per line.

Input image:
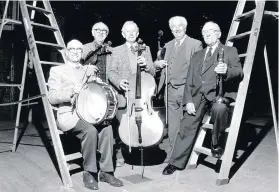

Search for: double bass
xmin=118 ymin=39 xmax=164 ymax=147
xmin=117 ymin=39 xmax=164 ymax=175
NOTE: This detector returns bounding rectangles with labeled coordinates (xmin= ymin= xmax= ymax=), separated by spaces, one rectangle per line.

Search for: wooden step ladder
xmin=185 ymin=0 xmax=278 ymax=186
xmin=0 ymin=0 xmax=82 ymax=188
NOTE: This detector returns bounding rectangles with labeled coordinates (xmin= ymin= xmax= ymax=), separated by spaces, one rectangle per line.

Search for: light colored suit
xmin=48 ymin=63 xmax=95 ymax=131
xmin=108 ymin=43 xmax=155 ymax=106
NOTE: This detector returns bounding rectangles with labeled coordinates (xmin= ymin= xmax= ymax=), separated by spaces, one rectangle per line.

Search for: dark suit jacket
xmin=182 ymin=43 xmax=243 ymax=109
xmin=157 ymin=35 xmax=203 ymax=92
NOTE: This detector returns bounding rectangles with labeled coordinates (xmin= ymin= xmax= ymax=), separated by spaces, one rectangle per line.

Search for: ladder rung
xmin=1 ymin=18 xmax=22 ymax=25
xmin=30 ymin=22 xmax=58 ymax=31
xmin=0 ymin=83 xmax=22 ymax=87
xmin=235 ymin=9 xmax=255 ymax=21
xmin=202 ymin=123 xmax=230 ymax=132
xmin=40 ymin=61 xmax=64 ymax=66
xmin=238 ymin=53 xmax=247 ymax=58
xmin=35 ymin=41 xmax=64 ymax=49
xmin=26 ymin=4 xmax=51 ymax=14
xmin=228 ymin=31 xmax=251 ymax=42
xmin=65 ymin=152 xmax=82 ymax=162
xmin=194 ymin=146 xmax=212 ymax=156
xmin=264 ymin=11 xmax=279 ymax=18
xmin=194 ymin=146 xmax=224 ymax=160
xmin=21 ymin=102 xmax=38 ymax=107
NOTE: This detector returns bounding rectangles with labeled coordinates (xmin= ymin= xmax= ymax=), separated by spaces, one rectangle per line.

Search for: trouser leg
xmin=210 ymin=102 xmax=229 ymax=146
xmin=170 ymin=99 xmax=208 ymax=169
xmin=71 ymin=120 xmax=98 ymax=173
xmin=166 ymin=84 xmax=184 ymax=148
xmin=98 ymin=124 xmax=114 ymax=172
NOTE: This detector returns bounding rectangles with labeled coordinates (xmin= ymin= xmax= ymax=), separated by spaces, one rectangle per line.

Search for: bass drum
xmin=76 ymin=81 xmax=118 ymax=125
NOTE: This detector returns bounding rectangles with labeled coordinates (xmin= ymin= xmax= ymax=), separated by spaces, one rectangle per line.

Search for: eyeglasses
xmin=94 ymin=28 xmax=108 ymax=34
xmin=68 ymin=48 xmax=83 ymax=53
xmin=202 ymin=29 xmax=219 ymax=36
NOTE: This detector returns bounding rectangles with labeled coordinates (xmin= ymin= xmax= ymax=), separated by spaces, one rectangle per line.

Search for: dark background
xmin=0 ymin=1 xmax=278 ymax=120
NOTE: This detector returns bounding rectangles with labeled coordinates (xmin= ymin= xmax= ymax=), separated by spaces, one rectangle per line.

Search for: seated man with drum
xmin=48 ymin=39 xmax=123 ymax=191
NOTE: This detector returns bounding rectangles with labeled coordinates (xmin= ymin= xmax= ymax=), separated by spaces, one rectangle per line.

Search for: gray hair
xmin=92 ymin=22 xmax=109 ymax=34
xmin=66 ymin=39 xmax=83 ymax=49
xmin=202 ymin=21 xmax=221 ymax=32
xmin=169 ymin=16 xmax=187 ymax=29
xmin=121 ymin=21 xmax=139 ymax=33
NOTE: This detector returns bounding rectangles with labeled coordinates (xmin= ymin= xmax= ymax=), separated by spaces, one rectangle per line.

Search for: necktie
xmin=202 ymin=47 xmax=212 ymax=73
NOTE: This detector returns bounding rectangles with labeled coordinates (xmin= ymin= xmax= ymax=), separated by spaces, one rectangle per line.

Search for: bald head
xmin=67 ymin=39 xmax=83 ymax=49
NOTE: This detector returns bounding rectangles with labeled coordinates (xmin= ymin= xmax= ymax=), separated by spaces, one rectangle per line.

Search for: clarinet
xmin=215 ymin=47 xmax=226 ymax=104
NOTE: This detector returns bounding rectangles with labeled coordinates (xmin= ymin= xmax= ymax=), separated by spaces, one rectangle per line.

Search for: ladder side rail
xmin=263 ymin=45 xmax=278 ymax=148
xmin=0 ymin=0 xmax=10 ymax=39
xmin=19 ymin=1 xmax=73 ymax=187
xmin=30 ymin=1 xmax=38 ymax=20
xmin=12 ymin=50 xmax=29 ymax=152
xmin=225 ymin=0 xmax=247 ymax=47
xmin=42 ymin=1 xmax=67 ymax=61
xmin=217 ymin=1 xmax=266 ymax=183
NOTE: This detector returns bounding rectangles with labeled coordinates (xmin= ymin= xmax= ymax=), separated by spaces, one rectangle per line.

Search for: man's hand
xmin=186 ymin=103 xmax=196 ymax=115
xmin=137 ymin=56 xmax=146 ymax=68
xmin=119 ymin=79 xmax=129 ymax=91
xmin=154 ymin=60 xmax=168 ymax=69
xmin=73 ymin=84 xmax=83 ymax=95
xmin=85 ymin=65 xmax=99 ymax=76
xmin=214 ymin=62 xmax=227 ymax=74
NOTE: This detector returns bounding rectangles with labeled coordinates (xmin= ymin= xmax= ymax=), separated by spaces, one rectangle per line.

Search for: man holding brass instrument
xmin=48 ymin=39 xmax=123 ymax=190
xmin=162 ymin=21 xmax=243 ymax=175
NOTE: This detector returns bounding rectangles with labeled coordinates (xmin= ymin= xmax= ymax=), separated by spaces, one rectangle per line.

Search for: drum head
xmin=76 ymin=82 xmax=108 ymax=124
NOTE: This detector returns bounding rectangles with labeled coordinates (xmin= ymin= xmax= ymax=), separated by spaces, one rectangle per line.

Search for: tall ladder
xmin=185 ymin=0 xmax=278 ymax=185
xmin=0 ymin=1 xmax=41 ymax=152
xmin=1 ymin=0 xmax=82 ymax=188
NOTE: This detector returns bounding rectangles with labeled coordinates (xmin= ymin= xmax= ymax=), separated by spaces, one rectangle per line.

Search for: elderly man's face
xmin=202 ymin=23 xmax=221 ymax=46
xmin=170 ymin=20 xmax=186 ymax=40
xmin=92 ymin=23 xmax=108 ymax=44
xmin=66 ymin=40 xmax=83 ymax=63
xmin=122 ymin=24 xmax=139 ymax=43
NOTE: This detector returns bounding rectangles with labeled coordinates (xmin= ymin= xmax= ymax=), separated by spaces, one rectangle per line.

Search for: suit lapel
xmin=201 ymin=43 xmax=222 ymax=75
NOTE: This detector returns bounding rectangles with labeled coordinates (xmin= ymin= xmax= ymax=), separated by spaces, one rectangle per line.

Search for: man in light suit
xmin=162 ymin=21 xmax=243 ymax=175
xmin=155 ymin=16 xmax=203 ymax=160
xmin=108 ymin=21 xmax=155 ymax=158
xmin=48 ymin=39 xmax=123 ymax=190
xmin=108 ymin=21 xmax=155 ymax=93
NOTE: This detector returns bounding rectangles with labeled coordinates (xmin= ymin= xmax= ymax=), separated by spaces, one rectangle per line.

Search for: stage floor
xmin=0 ymin=119 xmax=277 ymax=192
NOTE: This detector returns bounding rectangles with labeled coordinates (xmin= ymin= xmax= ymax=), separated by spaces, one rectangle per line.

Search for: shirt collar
xmin=207 ymin=42 xmax=219 ymax=53
xmin=175 ymin=35 xmax=187 ymax=46
xmin=67 ymin=61 xmax=82 ymax=69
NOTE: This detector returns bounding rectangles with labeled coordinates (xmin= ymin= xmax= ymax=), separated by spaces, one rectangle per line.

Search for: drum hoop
xmin=76 ymin=81 xmax=118 ymax=125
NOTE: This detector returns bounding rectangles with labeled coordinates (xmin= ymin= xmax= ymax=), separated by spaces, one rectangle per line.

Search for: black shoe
xmin=83 ymin=171 xmax=99 ymax=190
xmin=99 ymin=172 xmax=123 ymax=187
xmin=162 ymin=164 xmax=178 ymax=175
xmin=211 ymin=144 xmax=224 ymax=159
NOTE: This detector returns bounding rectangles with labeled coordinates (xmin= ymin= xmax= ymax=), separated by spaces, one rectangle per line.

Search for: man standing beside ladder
xmin=162 ymin=21 xmax=243 ymax=175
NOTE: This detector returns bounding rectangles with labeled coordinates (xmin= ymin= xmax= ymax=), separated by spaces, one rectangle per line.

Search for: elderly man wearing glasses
xmin=83 ymin=22 xmax=126 ymax=167
xmin=162 ymin=21 xmax=243 ymax=175
xmin=48 ymin=39 xmax=123 ymax=190
xmin=82 ymin=22 xmax=112 ymax=83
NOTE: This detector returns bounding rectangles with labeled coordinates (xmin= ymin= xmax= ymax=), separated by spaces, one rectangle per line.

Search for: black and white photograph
xmin=0 ymin=1 xmax=278 ymax=192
